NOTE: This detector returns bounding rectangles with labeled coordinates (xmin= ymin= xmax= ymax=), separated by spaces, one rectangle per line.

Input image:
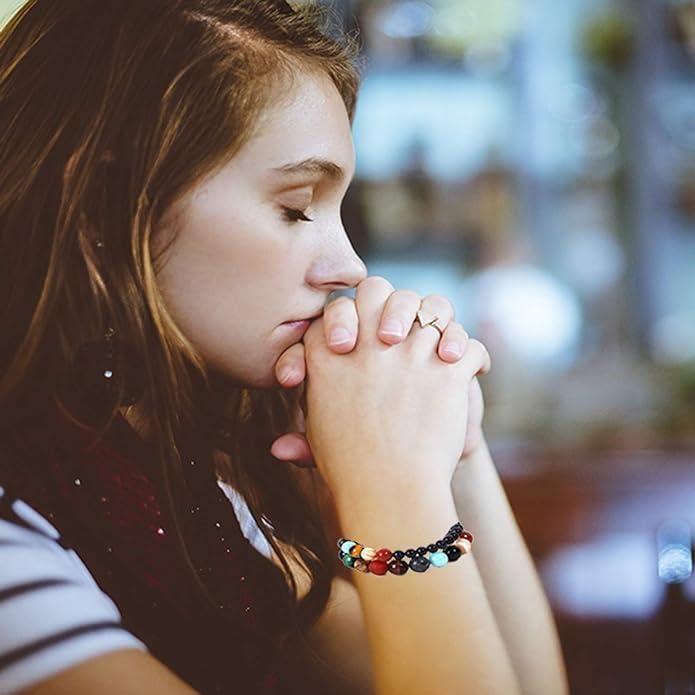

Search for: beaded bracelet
xmin=337 ymin=522 xmax=474 ymax=575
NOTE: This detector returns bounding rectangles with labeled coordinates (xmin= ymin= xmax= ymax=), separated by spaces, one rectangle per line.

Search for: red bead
xmin=460 ymin=531 xmax=474 ymax=543
xmin=368 ymin=560 xmax=388 ymax=575
xmin=387 ymin=559 xmax=408 ymax=575
xmin=375 ymin=548 xmax=393 ymax=561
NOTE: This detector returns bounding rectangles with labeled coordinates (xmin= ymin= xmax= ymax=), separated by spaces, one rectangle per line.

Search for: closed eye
xmin=282 ymin=207 xmax=314 ymax=223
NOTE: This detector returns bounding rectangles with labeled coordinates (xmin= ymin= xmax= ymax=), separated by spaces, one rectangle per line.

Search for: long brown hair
xmin=0 ymin=0 xmax=359 ymax=666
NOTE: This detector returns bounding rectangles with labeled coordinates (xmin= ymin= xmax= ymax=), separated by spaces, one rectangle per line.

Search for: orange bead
xmin=349 ymin=544 xmax=364 ymax=558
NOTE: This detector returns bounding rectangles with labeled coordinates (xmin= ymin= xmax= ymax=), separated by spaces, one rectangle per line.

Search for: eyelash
xmin=282 ymin=207 xmax=314 ymax=224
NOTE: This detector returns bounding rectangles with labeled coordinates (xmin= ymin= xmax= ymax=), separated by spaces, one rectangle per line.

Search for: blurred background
xmin=3 ymin=0 xmax=695 ymax=692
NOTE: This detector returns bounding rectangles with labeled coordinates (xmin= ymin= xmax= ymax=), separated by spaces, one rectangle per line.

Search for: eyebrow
xmin=271 ymin=157 xmax=349 ymax=183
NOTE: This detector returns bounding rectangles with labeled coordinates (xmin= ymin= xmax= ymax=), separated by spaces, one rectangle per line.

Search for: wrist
xmin=334 ymin=479 xmax=458 ymax=552
xmin=332 ymin=471 xmax=452 ymax=516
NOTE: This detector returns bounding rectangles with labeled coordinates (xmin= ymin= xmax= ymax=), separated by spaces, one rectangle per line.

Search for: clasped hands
xmin=270 ymin=276 xmax=489 ymax=468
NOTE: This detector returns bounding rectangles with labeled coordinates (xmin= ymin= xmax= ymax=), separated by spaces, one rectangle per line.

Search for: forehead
xmin=232 ymin=69 xmax=356 ymax=183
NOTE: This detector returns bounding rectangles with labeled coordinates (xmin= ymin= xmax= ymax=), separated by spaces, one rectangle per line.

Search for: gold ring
xmin=415 ymin=309 xmax=445 ymax=337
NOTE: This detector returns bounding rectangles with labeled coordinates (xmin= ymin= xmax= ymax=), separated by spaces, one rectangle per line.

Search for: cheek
xmin=154 ymin=212 xmax=306 ymax=383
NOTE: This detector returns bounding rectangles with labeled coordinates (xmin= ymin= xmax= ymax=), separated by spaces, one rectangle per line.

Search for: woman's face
xmin=154 ymin=70 xmax=367 ymax=388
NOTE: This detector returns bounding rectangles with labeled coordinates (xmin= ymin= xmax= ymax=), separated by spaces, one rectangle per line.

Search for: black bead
xmin=393 ymin=550 xmax=405 ymax=560
xmin=409 ymin=556 xmax=431 ymax=572
xmin=337 ymin=538 xmax=347 ymax=548
xmin=405 ymin=549 xmax=416 ymax=558
xmin=436 ymin=540 xmax=446 ymax=549
xmin=427 ymin=544 xmax=438 ymax=553
xmin=443 ymin=546 xmax=462 ymax=562
xmin=416 ymin=547 xmax=427 ymax=556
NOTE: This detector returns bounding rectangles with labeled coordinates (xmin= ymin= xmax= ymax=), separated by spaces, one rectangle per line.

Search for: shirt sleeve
xmin=217 ymin=480 xmax=274 ymax=560
xmin=0 ymin=489 xmax=146 ymax=695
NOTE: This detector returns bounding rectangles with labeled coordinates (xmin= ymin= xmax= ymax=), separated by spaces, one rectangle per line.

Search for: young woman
xmin=0 ymin=1 xmax=568 ymax=693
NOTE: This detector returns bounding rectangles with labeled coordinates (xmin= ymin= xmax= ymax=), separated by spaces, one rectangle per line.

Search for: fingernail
xmin=381 ymin=319 xmax=403 ymax=338
xmin=329 ymin=327 xmax=352 ymax=346
xmin=279 ymin=368 xmax=300 ymax=385
xmin=441 ymin=342 xmax=462 ymax=359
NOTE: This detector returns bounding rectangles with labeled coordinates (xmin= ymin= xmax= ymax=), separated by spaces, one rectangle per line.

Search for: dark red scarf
xmin=2 ymin=405 xmax=304 ymax=693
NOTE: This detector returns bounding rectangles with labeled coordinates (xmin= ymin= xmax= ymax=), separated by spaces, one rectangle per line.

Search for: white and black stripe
xmin=0 ymin=486 xmax=145 ymax=695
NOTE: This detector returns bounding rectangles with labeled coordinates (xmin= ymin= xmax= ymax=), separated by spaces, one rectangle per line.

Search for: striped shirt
xmin=0 ymin=482 xmax=273 ymax=694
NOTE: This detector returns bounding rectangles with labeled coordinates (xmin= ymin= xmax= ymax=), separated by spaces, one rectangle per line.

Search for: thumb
xmin=270 ymin=432 xmax=316 ymax=468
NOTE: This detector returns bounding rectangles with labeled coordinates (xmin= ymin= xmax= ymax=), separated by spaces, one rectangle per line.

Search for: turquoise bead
xmin=340 ymin=540 xmax=356 ymax=554
xmin=429 ymin=551 xmax=449 ymax=567
xmin=342 ymin=554 xmax=355 ymax=568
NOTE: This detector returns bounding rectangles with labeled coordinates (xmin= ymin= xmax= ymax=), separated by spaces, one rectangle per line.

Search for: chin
xmin=231 ymin=364 xmax=284 ymax=390
xmin=208 ymin=343 xmax=289 ymax=390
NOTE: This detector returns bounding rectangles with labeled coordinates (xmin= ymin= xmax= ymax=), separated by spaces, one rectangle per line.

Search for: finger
xmin=458 ymin=338 xmax=492 ymax=379
xmin=409 ymin=294 xmax=455 ymax=351
xmin=323 ymin=295 xmax=359 ymax=353
xmin=437 ymin=322 xmax=469 ymax=362
xmin=274 ymin=342 xmax=306 ymax=388
xmin=354 ymin=276 xmax=395 ymax=345
xmin=377 ymin=289 xmax=421 ymax=345
xmin=270 ymin=433 xmax=316 ymax=468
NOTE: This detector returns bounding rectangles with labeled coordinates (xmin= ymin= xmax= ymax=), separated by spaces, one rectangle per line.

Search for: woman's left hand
xmin=270 ymin=287 xmax=485 ymax=467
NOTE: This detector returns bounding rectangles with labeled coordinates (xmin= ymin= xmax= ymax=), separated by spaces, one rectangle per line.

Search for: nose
xmin=306 ymin=230 xmax=367 ymax=291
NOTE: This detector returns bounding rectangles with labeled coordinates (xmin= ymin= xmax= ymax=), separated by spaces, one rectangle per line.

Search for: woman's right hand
xmin=302 ymin=276 xmax=490 ymax=504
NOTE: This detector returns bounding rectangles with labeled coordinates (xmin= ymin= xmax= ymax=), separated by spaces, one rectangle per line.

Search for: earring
xmin=60 ymin=327 xmax=144 ymax=421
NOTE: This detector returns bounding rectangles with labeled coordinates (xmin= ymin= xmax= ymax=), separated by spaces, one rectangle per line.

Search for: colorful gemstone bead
xmin=443 ymin=546 xmax=462 ymax=562
xmin=349 ymin=543 xmax=364 ymax=558
xmin=429 ymin=551 xmax=449 ymax=567
xmin=409 ymin=556 xmax=431 ymax=572
xmin=454 ymin=538 xmax=472 ymax=555
xmin=342 ymin=554 xmax=355 ymax=568
xmin=368 ymin=560 xmax=388 ymax=575
xmin=360 ymin=546 xmax=377 ymax=561
xmin=340 ymin=540 xmax=356 ymax=554
xmin=352 ymin=558 xmax=370 ymax=573
xmin=460 ymin=530 xmax=474 ymax=543
xmin=375 ymin=548 xmax=393 ymax=562
xmin=387 ymin=559 xmax=409 ymax=575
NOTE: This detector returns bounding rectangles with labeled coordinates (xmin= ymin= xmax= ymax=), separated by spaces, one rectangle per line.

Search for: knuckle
xmin=358 ymin=275 xmax=393 ymax=293
xmin=393 ymin=289 xmax=421 ymax=305
xmin=424 ymin=294 xmax=454 ymax=315
xmin=325 ymin=295 xmax=355 ymax=319
xmin=470 ymin=339 xmax=491 ymax=364
xmin=454 ymin=323 xmax=469 ymax=340
xmin=468 ymin=338 xmax=485 ymax=353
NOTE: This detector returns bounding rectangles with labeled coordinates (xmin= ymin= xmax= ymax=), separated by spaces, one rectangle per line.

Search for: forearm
xmin=452 ymin=440 xmax=569 ymax=695
xmin=334 ymin=480 xmax=521 ymax=695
